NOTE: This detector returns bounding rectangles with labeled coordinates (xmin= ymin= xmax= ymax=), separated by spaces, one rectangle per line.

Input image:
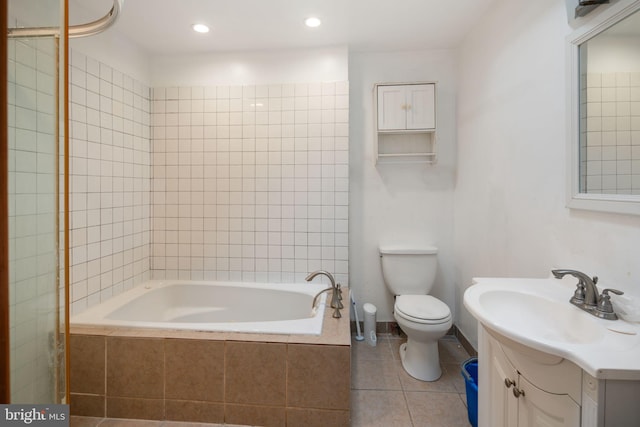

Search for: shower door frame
xmin=1 ymin=0 xmax=10 ymax=404
xmin=3 ymin=0 xmax=119 ymax=404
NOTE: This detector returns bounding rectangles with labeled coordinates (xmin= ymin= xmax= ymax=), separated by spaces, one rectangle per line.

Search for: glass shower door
xmin=7 ymin=0 xmax=67 ymax=404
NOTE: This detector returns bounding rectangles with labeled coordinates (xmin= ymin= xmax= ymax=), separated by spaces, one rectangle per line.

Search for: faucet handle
xmin=332 ymin=306 xmax=342 ymax=318
xmin=596 ymin=288 xmax=624 ymax=319
xmin=602 ymin=288 xmax=624 ymax=296
xmin=570 ymin=281 xmax=586 ymax=305
xmin=335 ymin=284 xmax=344 ymax=309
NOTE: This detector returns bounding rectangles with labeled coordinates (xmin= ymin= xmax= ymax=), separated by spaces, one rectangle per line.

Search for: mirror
xmin=567 ymin=0 xmax=640 ymax=215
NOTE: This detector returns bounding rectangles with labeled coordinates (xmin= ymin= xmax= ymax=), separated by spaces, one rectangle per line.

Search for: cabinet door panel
xmin=406 ymin=84 xmax=435 ymax=130
xmin=488 ymin=339 xmax=519 ymax=427
xmin=518 ymin=376 xmax=580 ymax=427
xmin=377 ymin=86 xmax=406 ymax=131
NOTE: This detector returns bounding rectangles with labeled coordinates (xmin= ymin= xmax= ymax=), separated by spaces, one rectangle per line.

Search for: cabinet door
xmin=518 ymin=376 xmax=581 ymax=427
xmin=406 ymin=84 xmax=435 ymax=130
xmin=487 ymin=339 xmax=519 ymax=427
xmin=377 ymin=85 xmax=406 ymax=131
xmin=377 ymin=84 xmax=436 ymax=131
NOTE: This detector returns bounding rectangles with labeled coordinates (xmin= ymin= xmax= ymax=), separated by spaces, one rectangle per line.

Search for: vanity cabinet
xmin=486 ymin=334 xmax=518 ymax=426
xmin=517 ymin=375 xmax=580 ymax=427
xmin=374 ymin=82 xmax=437 ymax=164
xmin=466 ymin=277 xmax=640 ymax=427
xmin=480 ymin=325 xmax=640 ymax=427
xmin=483 ymin=328 xmax=581 ymax=427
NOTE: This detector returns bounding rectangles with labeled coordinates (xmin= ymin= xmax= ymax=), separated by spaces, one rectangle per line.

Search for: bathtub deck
xmin=70 ymin=290 xmax=351 ymax=426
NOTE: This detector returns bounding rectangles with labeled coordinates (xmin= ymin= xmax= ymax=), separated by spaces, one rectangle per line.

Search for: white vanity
xmin=464 ymin=277 xmax=640 ymax=427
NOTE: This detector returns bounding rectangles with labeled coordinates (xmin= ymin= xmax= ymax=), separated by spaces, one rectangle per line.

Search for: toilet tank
xmin=379 ymin=246 xmax=438 ymax=295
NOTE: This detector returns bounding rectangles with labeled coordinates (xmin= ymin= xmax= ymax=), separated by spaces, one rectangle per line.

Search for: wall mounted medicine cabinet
xmin=374 ymin=82 xmax=437 ymax=164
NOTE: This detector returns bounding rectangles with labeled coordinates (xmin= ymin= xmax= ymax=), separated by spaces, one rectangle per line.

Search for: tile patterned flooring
xmin=350 ymin=334 xmax=471 ymax=427
xmin=70 ymin=335 xmax=472 ymax=427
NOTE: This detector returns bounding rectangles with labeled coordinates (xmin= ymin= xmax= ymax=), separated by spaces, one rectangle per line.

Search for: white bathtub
xmin=71 ymin=280 xmax=328 ymax=335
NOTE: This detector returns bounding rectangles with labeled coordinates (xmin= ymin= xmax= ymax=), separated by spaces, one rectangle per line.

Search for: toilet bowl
xmin=379 ymin=246 xmax=452 ymax=381
xmin=394 ymin=295 xmax=452 ymax=381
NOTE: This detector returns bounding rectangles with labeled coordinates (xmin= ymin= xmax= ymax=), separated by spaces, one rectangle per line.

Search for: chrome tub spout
xmin=306 ymin=270 xmax=343 ymax=318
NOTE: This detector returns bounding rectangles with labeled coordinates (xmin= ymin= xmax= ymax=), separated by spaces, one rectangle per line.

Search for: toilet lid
xmin=395 ymin=295 xmax=451 ymax=324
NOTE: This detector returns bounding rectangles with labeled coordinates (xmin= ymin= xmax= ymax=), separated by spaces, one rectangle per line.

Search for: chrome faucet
xmin=552 ymin=269 xmax=624 ymax=320
xmin=552 ymin=269 xmax=600 ymax=307
xmin=306 ymin=270 xmax=343 ymax=318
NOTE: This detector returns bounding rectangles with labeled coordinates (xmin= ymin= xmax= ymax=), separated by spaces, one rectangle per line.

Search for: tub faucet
xmin=552 ymin=269 xmax=624 ymax=320
xmin=306 ymin=270 xmax=343 ymax=318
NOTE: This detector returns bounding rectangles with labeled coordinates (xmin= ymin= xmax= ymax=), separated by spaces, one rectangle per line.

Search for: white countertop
xmin=464 ymin=276 xmax=640 ymax=380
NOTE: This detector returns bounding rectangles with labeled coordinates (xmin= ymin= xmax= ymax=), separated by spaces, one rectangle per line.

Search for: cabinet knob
xmin=504 ymin=378 xmax=516 ymax=388
xmin=512 ymin=387 xmax=525 ymax=398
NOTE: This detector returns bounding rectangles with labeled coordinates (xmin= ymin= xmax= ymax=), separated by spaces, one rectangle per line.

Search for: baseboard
xmin=452 ymin=325 xmax=478 ymax=356
xmin=350 ymin=321 xmax=403 ymax=336
xmin=350 ymin=321 xmax=478 ymax=356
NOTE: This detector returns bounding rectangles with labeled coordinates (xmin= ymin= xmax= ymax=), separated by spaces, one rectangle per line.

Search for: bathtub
xmin=71 ymin=280 xmax=328 ymax=335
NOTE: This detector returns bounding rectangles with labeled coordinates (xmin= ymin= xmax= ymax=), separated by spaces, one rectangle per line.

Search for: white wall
xmin=68 ymin=0 xmax=151 ymax=85
xmin=455 ymin=0 xmax=640 ymax=347
xmin=587 ymin=36 xmax=640 ymax=73
xmin=349 ymin=50 xmax=457 ymax=322
xmin=150 ymin=46 xmax=348 ymax=87
xmin=71 ymin=32 xmax=151 ymax=86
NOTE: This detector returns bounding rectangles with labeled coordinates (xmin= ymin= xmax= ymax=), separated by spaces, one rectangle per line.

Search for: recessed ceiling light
xmin=304 ymin=17 xmax=321 ymax=28
xmin=192 ymin=24 xmax=210 ymax=34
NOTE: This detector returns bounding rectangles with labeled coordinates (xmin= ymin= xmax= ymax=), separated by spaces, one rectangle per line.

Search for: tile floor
xmin=350 ymin=334 xmax=472 ymax=427
xmin=70 ymin=335 xmax=473 ymax=427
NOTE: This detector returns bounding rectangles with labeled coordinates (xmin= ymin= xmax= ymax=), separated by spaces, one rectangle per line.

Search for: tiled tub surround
xmin=66 ymin=52 xmax=351 ymax=425
xmin=69 ymin=291 xmax=351 ymax=427
xmin=69 ymin=50 xmax=152 ymax=314
xmin=68 ymin=48 xmax=349 ymax=313
xmin=581 ymin=71 xmax=640 ymax=194
xmin=150 ymin=83 xmax=349 ymax=285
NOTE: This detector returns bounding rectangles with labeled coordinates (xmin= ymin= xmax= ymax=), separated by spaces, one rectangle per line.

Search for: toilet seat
xmin=395 ymin=295 xmax=451 ymax=325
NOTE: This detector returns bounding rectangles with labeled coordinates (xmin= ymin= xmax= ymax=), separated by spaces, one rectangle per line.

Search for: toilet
xmin=379 ymin=246 xmax=452 ymax=381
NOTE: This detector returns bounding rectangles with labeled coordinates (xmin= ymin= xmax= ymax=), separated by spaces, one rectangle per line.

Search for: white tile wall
xmin=68 ymin=50 xmax=152 ymax=314
xmin=8 ymin=38 xmax=59 ymax=403
xmin=581 ymin=72 xmax=640 ymax=194
xmin=151 ymin=82 xmax=349 ymax=285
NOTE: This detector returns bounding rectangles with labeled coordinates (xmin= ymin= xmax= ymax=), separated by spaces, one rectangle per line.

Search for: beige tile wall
xmin=70 ymin=335 xmax=350 ymax=427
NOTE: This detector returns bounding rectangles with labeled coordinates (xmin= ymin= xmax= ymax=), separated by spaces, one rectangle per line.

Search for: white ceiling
xmin=70 ymin=0 xmax=497 ymax=55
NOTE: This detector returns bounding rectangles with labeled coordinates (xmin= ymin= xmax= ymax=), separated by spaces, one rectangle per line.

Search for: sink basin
xmin=478 ymin=290 xmax=605 ymax=344
xmin=464 ymin=277 xmax=640 ymax=379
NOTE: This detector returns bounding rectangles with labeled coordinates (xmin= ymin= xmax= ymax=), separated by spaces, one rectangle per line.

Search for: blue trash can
xmin=461 ymin=357 xmax=478 ymax=427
